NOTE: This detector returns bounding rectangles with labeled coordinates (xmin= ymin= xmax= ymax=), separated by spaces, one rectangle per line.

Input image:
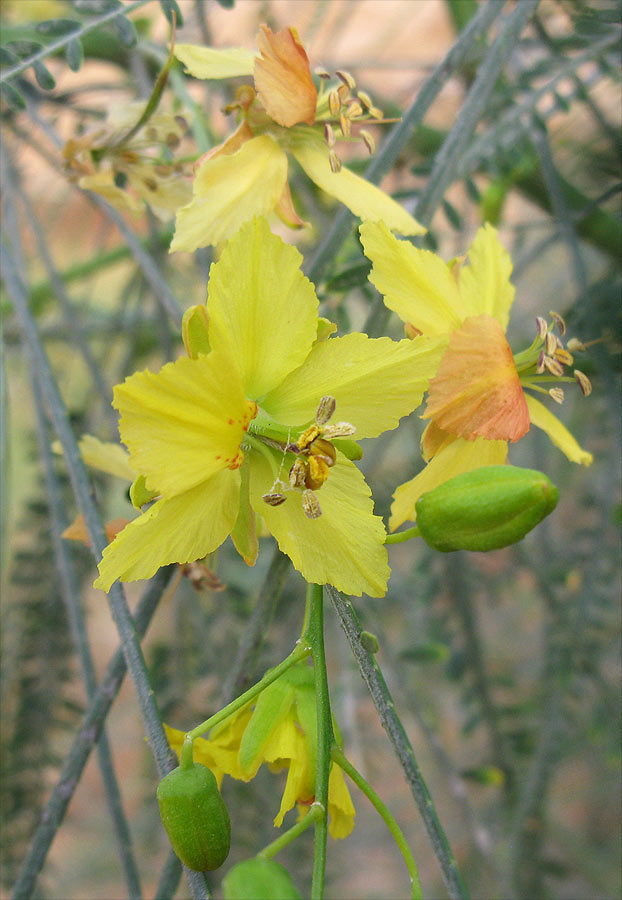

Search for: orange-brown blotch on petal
xmin=424 ymin=314 xmax=530 ymax=443
xmin=254 ymin=25 xmax=317 ymax=127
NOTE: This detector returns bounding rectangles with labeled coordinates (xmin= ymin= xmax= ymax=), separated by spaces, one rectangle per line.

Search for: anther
xmin=262 ymin=492 xmax=287 ymax=506
xmin=339 ymin=112 xmax=351 ymax=137
xmin=574 ymin=369 xmax=592 ymax=396
xmin=315 ymin=395 xmax=336 ymax=425
xmin=336 ymin=69 xmax=356 ymax=90
xmin=545 ymin=331 xmax=558 ymax=356
xmin=314 ymin=66 xmax=331 ymax=79
xmin=548 ymin=387 xmax=565 ymax=404
xmin=346 ymin=99 xmax=364 ymax=118
xmin=543 ymin=356 xmax=564 ymax=377
xmin=369 ymin=105 xmax=384 ymax=120
xmin=357 ymin=90 xmax=373 ymax=110
xmin=324 ymin=122 xmax=336 ymax=147
xmin=535 ymin=316 xmax=548 ymax=341
xmin=337 ymin=83 xmax=350 ymax=103
xmin=322 ymin=422 xmax=356 ymax=439
xmin=550 ymin=311 xmax=567 ymax=335
xmin=567 ymin=337 xmax=586 ymax=352
xmin=289 ymin=459 xmax=307 ymax=489
xmin=536 ymin=350 xmax=546 ymax=374
xmin=554 ymin=347 xmax=574 ymax=366
xmin=360 ymin=129 xmax=375 ymax=154
xmin=302 ymin=490 xmax=322 ymax=519
xmin=328 ymin=89 xmax=341 ymax=117
xmin=329 ymin=150 xmax=342 ymax=172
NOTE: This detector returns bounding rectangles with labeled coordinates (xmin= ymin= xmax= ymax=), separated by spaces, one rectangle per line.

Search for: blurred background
xmin=2 ymin=1 xmax=621 ymax=898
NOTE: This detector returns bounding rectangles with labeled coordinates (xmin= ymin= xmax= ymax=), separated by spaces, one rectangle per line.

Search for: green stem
xmin=332 ymin=747 xmax=423 ymax=900
xmin=258 ymin=804 xmax=324 ymax=861
xmin=386 ymin=526 xmax=421 ymax=545
xmin=186 ymin=642 xmax=311 ymax=742
xmin=305 ymin=583 xmax=333 ymax=900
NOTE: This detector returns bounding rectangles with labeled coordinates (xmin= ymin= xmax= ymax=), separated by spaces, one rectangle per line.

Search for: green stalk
xmin=258 ymin=804 xmax=324 ymax=860
xmin=386 ymin=526 xmax=421 ymax=545
xmin=186 ymin=642 xmax=311 ymax=742
xmin=305 ymin=583 xmax=333 ymax=900
xmin=332 ymin=747 xmax=423 ymax=900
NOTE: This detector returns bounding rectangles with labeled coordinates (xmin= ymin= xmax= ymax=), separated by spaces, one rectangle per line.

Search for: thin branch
xmin=326 ymin=586 xmax=470 ymax=900
xmin=305 ymin=0 xmax=506 ymax=284
xmin=29 ymin=373 xmax=142 ymax=899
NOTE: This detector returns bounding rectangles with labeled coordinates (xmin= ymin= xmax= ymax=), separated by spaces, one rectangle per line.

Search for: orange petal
xmin=197 ymin=120 xmax=254 ymax=166
xmin=254 ymin=25 xmax=317 ymax=127
xmin=424 ymin=314 xmax=529 ymax=442
xmin=420 ymin=421 xmax=455 ymax=461
xmin=62 ymin=513 xmax=130 ymax=545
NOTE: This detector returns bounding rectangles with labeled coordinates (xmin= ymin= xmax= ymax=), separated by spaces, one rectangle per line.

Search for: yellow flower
xmin=94 ymin=218 xmax=440 ymax=596
xmin=64 ymin=102 xmax=191 ymax=219
xmin=359 ymin=221 xmax=593 ymax=530
xmin=168 ymin=662 xmax=356 ymax=840
xmin=170 ymin=25 xmax=424 ymax=251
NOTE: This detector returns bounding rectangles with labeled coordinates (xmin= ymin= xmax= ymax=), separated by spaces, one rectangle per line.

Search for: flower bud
xmin=415 ymin=465 xmax=559 ymax=552
xmin=156 ymin=762 xmax=230 ymax=871
xmin=222 ymin=857 xmax=301 ymax=900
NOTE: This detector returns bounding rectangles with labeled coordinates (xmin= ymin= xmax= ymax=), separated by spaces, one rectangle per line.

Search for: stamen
xmin=554 ymin=347 xmax=574 ymax=366
xmin=315 ymin=395 xmax=336 ymax=425
xmin=549 ymin=387 xmax=565 ymax=404
xmin=545 ymin=331 xmax=558 ymax=356
xmin=324 ymin=122 xmax=336 ymax=147
xmin=306 ymin=456 xmax=330 ymax=490
xmin=567 ymin=337 xmax=586 ymax=352
xmin=302 ymin=490 xmax=322 ymax=519
xmin=536 ymin=350 xmax=546 ymax=374
xmin=339 ymin=112 xmax=351 ymax=137
xmin=289 ymin=459 xmax=307 ymax=489
xmin=322 ymin=422 xmax=356 ymax=439
xmin=357 ymin=90 xmax=372 ymax=110
xmin=543 ymin=356 xmax=564 ymax=377
xmin=574 ymin=369 xmax=592 ymax=396
xmin=328 ymin=89 xmax=341 ymax=117
xmin=329 ymin=150 xmax=342 ymax=172
xmin=346 ymin=99 xmax=364 ymax=118
xmin=314 ymin=66 xmax=330 ymax=79
xmin=369 ymin=105 xmax=384 ymax=120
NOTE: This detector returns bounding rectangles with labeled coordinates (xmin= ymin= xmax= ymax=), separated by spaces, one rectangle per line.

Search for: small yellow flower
xmin=359 ymin=221 xmax=593 ymax=530
xmin=64 ymin=102 xmax=191 ymax=219
xmin=167 ymin=662 xmax=356 ymax=840
xmin=170 ymin=25 xmax=424 ymax=251
xmin=94 ymin=218 xmax=440 ymax=597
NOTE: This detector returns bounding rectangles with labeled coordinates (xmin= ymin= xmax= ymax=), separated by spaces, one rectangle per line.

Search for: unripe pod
xmin=222 ymin=858 xmax=301 ymax=900
xmin=156 ymin=762 xmax=230 ymax=871
xmin=415 ymin=465 xmax=559 ymax=552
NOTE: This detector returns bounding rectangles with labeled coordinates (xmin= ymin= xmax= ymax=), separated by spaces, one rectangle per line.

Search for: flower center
xmin=513 ymin=312 xmax=592 ymax=404
xmin=245 ymin=395 xmax=355 ymax=519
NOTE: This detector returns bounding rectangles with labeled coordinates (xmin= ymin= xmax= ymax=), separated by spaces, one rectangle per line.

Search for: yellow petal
xmin=79 ymin=171 xmax=143 ymax=215
xmin=164 ymin=725 xmax=231 ymax=786
xmin=458 ymin=223 xmax=515 ymax=331
xmin=360 ymin=221 xmax=469 ymax=335
xmin=207 ymin=218 xmax=319 ymax=399
xmin=254 ymin=25 xmax=317 ymax=127
xmin=114 ymin=351 xmax=255 ymax=498
xmin=273 ymin=739 xmax=311 ymax=827
xmin=94 ymin=468 xmax=240 ymax=591
xmin=249 ymin=452 xmax=389 ymax=597
xmin=420 ymin=422 xmax=456 ymax=462
xmin=328 ymin=764 xmax=356 ymax=840
xmin=77 ymin=434 xmax=135 ymax=481
xmin=424 ymin=315 xmax=530 ymax=442
xmin=525 ymin=395 xmax=593 ymax=465
xmin=170 ymin=135 xmax=288 ymax=251
xmin=390 ymin=437 xmax=508 ymax=530
xmin=174 ymin=43 xmax=256 ymax=79
xmin=290 ymin=137 xmax=424 ymax=236
xmin=262 ymin=333 xmax=443 ymax=439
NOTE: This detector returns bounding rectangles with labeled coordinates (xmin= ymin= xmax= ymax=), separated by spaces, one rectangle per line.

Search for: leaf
xmin=71 ymin=0 xmax=122 ymax=12
xmin=442 ymin=198 xmax=463 ymax=230
xmin=0 ymin=80 xmax=25 ymax=110
xmin=158 ymin=0 xmax=184 ymax=27
xmin=36 ymin=18 xmax=81 ymax=36
xmin=325 ymin=262 xmax=371 ymax=292
xmin=112 ymin=13 xmax=137 ymax=47
xmin=33 ymin=59 xmax=56 ymax=90
xmin=65 ymin=38 xmax=84 ymax=71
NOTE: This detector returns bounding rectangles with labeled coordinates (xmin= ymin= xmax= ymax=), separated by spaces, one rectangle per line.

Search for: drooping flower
xmin=167 ymin=662 xmax=356 ymax=840
xmin=359 ymin=221 xmax=593 ymax=530
xmin=94 ymin=218 xmax=440 ymax=596
xmin=64 ymin=102 xmax=192 ymax=218
xmin=170 ymin=25 xmax=424 ymax=251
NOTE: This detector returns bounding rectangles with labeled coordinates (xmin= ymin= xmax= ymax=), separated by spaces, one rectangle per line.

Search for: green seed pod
xmin=415 ymin=465 xmax=559 ymax=552
xmin=156 ymin=762 xmax=230 ymax=872
xmin=222 ymin=858 xmax=301 ymax=900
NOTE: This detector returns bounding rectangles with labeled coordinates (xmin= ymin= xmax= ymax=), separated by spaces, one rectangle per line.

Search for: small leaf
xmin=442 ymin=198 xmax=463 ymax=230
xmin=33 ymin=59 xmax=56 ymax=90
xmin=325 ymin=262 xmax=371 ymax=292
xmin=0 ymin=80 xmax=26 ymax=110
xmin=112 ymin=14 xmax=137 ymax=47
xmin=158 ymin=0 xmax=184 ymax=27
xmin=465 ymin=175 xmax=481 ymax=203
xmin=71 ymin=0 xmax=122 ymax=12
xmin=215 ymin=0 xmax=235 ymax=7
xmin=65 ymin=38 xmax=84 ymax=71
xmin=36 ymin=18 xmax=81 ymax=36
xmin=6 ymin=40 xmax=42 ymax=58
xmin=0 ymin=46 xmax=20 ymax=66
